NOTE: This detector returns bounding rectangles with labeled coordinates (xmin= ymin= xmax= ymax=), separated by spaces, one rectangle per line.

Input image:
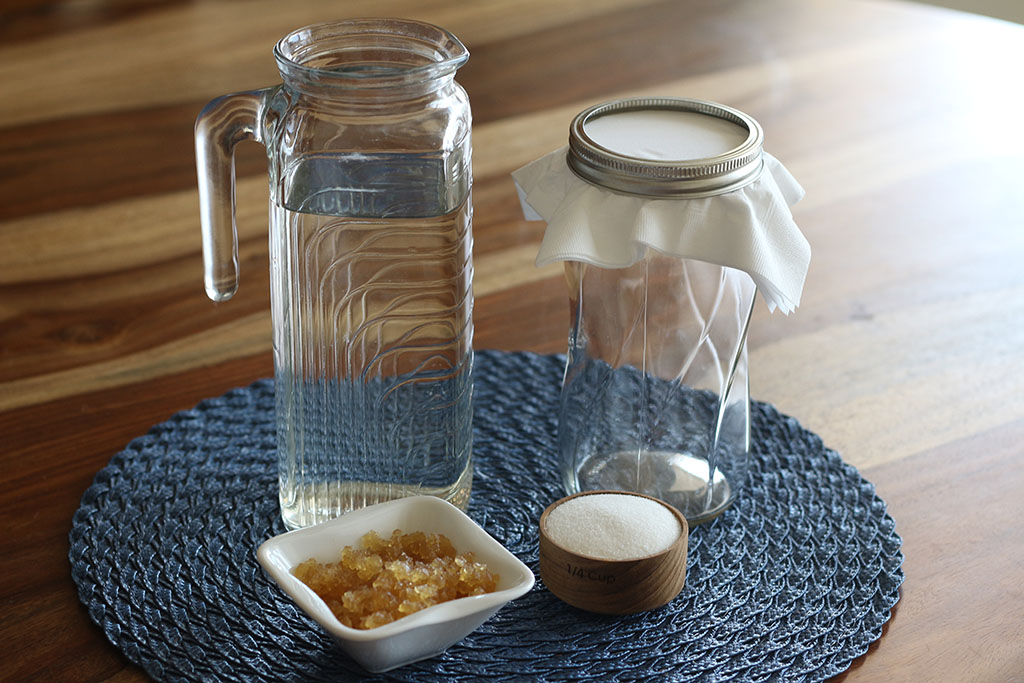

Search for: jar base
xmin=570 ymin=449 xmax=734 ymax=525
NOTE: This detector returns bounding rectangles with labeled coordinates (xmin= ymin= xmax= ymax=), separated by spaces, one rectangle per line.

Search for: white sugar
xmin=545 ymin=493 xmax=681 ymax=560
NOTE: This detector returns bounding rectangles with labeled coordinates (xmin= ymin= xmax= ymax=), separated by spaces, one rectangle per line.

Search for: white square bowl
xmin=256 ymin=496 xmax=535 ymax=673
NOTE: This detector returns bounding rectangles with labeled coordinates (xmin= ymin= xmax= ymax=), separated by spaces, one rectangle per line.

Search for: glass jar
xmin=195 ymin=19 xmax=474 ymax=529
xmin=558 ymin=98 xmax=766 ymax=524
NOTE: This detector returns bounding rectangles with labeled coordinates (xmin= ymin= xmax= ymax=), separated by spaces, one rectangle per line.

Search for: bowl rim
xmin=256 ymin=496 xmax=535 ymax=643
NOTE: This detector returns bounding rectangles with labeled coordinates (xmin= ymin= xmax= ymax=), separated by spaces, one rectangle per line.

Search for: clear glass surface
xmin=560 ymin=255 xmax=755 ymax=524
xmin=196 ymin=19 xmax=474 ymax=529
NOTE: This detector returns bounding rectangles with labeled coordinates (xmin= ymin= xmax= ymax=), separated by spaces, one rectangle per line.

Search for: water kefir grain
xmin=291 ymin=530 xmax=499 ymax=629
xmin=545 ymin=494 xmax=681 ymax=560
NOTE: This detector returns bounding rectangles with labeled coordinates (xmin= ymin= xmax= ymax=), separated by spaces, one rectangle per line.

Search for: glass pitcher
xmin=195 ymin=19 xmax=474 ymax=530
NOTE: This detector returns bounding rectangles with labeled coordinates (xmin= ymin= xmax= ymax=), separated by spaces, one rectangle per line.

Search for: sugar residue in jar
xmin=291 ymin=529 xmax=499 ymax=629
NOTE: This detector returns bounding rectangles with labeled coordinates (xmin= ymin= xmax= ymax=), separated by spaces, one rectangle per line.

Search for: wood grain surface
xmin=2 ymin=0 xmax=1023 ymax=680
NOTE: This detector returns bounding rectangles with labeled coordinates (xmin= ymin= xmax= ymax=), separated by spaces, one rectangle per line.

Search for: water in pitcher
xmin=272 ymin=148 xmax=474 ymax=530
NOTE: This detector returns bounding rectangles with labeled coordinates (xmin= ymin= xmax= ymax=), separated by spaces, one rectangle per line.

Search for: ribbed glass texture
xmin=273 ymin=191 xmax=473 ymax=530
xmin=194 ymin=19 xmax=474 ymax=530
xmin=560 ymin=256 xmax=754 ymax=524
xmin=267 ymin=22 xmax=474 ymax=530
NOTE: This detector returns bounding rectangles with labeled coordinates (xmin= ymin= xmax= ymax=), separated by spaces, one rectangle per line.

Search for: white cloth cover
xmin=512 ymin=147 xmax=811 ymax=314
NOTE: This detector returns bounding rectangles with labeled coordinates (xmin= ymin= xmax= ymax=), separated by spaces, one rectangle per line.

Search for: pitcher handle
xmin=194 ymin=88 xmax=274 ymax=302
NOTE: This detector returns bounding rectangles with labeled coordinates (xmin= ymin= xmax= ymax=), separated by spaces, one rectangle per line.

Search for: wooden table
xmin=2 ymin=0 xmax=1022 ymax=680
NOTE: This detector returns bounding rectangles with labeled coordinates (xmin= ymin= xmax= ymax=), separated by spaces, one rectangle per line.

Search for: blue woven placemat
xmin=70 ymin=350 xmax=903 ymax=682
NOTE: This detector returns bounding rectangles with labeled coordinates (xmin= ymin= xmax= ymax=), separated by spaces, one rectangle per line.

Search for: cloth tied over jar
xmin=512 ymin=135 xmax=810 ymax=314
xmin=518 ymin=97 xmax=811 ymax=524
